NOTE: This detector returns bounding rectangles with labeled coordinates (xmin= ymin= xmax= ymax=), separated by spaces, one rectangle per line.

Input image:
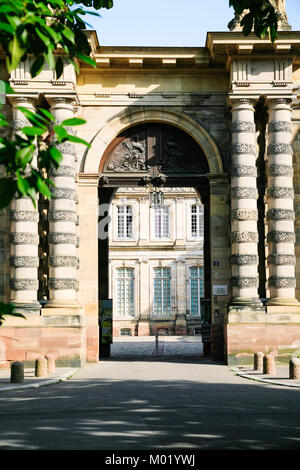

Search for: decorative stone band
xmin=230 ymin=255 xmax=258 ymax=265
xmin=51 ymin=188 xmax=76 ymax=200
xmin=267 ymin=231 xmax=296 ymax=243
xmin=230 ymin=188 xmax=258 ymax=199
xmin=10 ymin=233 xmax=39 ymax=245
xmin=267 ymin=143 xmax=293 ymax=155
xmin=232 ymin=143 xmax=257 ymax=156
xmin=49 ymin=256 xmax=78 ymax=267
xmin=9 ymin=256 xmax=39 ymax=268
xmin=10 ymin=279 xmax=39 ymax=290
xmin=231 ymin=209 xmax=258 ymax=221
xmin=55 ymin=142 xmax=76 ymax=156
xmin=231 ymin=166 xmax=257 ymax=177
xmin=268 ymin=121 xmax=293 ymax=133
xmin=231 ymin=277 xmax=258 ymax=288
xmin=48 ymin=278 xmax=79 ymax=290
xmin=268 ymin=165 xmax=294 ymax=177
xmin=13 ymin=119 xmax=29 ymax=130
xmin=267 ymin=209 xmax=295 ymax=221
xmin=232 ymin=121 xmax=256 ymax=133
xmin=48 ymin=166 xmax=76 ymax=178
xmin=9 ymin=210 xmax=39 ymax=222
xmin=48 ymin=210 xmax=77 ymax=222
xmin=267 ymin=254 xmax=296 ymax=265
xmin=231 ymin=232 xmax=258 ymax=243
xmin=267 ymin=187 xmax=294 ymax=199
xmin=48 ymin=233 xmax=77 ymax=244
xmin=268 ymin=277 xmax=296 ymax=288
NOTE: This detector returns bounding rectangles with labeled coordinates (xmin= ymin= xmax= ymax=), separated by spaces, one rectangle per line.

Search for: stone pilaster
xmin=9 ymin=97 xmax=40 ymax=309
xmin=229 ymin=99 xmax=262 ymax=309
xmin=46 ymin=97 xmax=79 ymax=307
xmin=266 ymin=98 xmax=299 ymax=306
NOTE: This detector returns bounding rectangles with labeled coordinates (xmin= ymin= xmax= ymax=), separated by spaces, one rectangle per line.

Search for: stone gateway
xmin=1 ymin=7 xmax=300 ymax=366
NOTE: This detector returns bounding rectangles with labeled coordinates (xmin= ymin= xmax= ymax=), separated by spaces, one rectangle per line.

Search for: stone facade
xmin=109 ymin=187 xmax=205 ymax=337
xmin=1 ymin=21 xmax=300 ymax=365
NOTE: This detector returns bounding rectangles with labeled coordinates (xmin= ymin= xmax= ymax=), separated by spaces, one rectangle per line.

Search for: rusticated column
xmin=229 ymin=99 xmax=262 ymax=308
xmin=46 ymin=97 xmax=79 ymax=307
xmin=9 ymin=97 xmax=40 ymax=309
xmin=266 ymin=98 xmax=298 ymax=305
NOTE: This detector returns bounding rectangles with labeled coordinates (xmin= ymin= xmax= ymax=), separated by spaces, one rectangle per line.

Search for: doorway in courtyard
xmin=98 ymin=123 xmax=211 ymax=358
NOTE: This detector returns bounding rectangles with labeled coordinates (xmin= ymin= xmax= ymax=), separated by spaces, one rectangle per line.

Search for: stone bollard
xmin=263 ymin=354 xmax=276 ymax=375
xmin=289 ymin=358 xmax=300 ymax=380
xmin=10 ymin=361 xmax=24 ymax=383
xmin=254 ymin=352 xmax=264 ymax=371
xmin=45 ymin=354 xmax=56 ymax=374
xmin=35 ymin=356 xmax=48 ymax=378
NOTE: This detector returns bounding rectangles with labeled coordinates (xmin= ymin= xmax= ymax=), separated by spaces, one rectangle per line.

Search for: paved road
xmin=0 ymin=354 xmax=300 ymax=450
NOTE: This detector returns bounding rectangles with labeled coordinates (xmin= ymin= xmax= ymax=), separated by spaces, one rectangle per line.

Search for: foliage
xmin=0 ymin=0 xmax=113 ymax=77
xmin=0 ymin=0 xmax=113 ymax=323
xmin=0 ymin=302 xmax=25 ymax=326
xmin=230 ymin=0 xmax=280 ymax=42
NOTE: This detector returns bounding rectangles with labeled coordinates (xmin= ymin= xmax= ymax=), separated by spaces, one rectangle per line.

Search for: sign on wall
xmin=213 ymin=285 xmax=228 ymax=296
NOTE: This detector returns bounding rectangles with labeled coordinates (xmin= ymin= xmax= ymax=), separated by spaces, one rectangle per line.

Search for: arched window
xmin=116 ymin=268 xmax=135 ymax=317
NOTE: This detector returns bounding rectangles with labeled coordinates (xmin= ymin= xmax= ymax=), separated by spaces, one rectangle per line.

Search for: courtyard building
xmin=1 ymin=2 xmax=300 ymax=365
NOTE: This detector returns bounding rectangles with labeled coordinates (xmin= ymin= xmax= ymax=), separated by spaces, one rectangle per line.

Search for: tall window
xmin=190 ymin=267 xmax=204 ymax=316
xmin=117 ymin=206 xmax=133 ymax=238
xmin=191 ymin=204 xmax=204 ymax=238
xmin=116 ymin=268 xmax=134 ymax=317
xmin=154 ymin=206 xmax=169 ymax=238
xmin=153 ymin=267 xmax=171 ymax=316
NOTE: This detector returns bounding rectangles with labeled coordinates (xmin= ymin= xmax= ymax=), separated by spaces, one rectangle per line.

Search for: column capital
xmin=227 ymin=96 xmax=258 ymax=110
xmin=45 ymin=94 xmax=79 ymax=110
xmin=266 ymin=97 xmax=293 ymax=109
xmin=7 ymin=94 xmax=39 ymax=107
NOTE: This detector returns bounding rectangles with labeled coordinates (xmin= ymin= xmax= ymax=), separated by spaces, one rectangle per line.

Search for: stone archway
xmin=82 ymin=108 xmax=223 ymax=175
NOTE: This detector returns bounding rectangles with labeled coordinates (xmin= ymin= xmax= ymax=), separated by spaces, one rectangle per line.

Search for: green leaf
xmin=36 ymin=176 xmax=52 ymax=198
xmin=0 ymin=22 xmax=14 ymax=34
xmin=53 ymin=125 xmax=68 ymax=141
xmin=7 ymin=35 xmax=26 ymax=72
xmin=66 ymin=135 xmax=90 ymax=146
xmin=0 ymin=178 xmax=17 ymax=209
xmin=76 ymin=52 xmax=96 ymax=68
xmin=55 ymin=56 xmax=64 ymax=80
xmin=44 ymin=48 xmax=55 ymax=70
xmin=49 ymin=147 xmax=63 ymax=165
xmin=61 ymin=27 xmax=75 ymax=43
xmin=30 ymin=55 xmax=45 ymax=78
xmin=16 ymin=172 xmax=30 ymax=195
xmin=62 ymin=118 xmax=86 ymax=126
xmin=16 ymin=145 xmax=34 ymax=168
xmin=21 ymin=126 xmax=46 ymax=136
xmin=17 ymin=106 xmax=48 ymax=126
xmin=38 ymin=108 xmax=55 ymax=122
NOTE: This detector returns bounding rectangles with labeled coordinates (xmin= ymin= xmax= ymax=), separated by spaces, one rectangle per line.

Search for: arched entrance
xmin=96 ymin=122 xmax=219 ymax=358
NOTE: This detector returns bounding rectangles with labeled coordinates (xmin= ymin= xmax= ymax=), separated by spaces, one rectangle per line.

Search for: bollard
xmin=45 ymin=354 xmax=56 ymax=374
xmin=155 ymin=332 xmax=159 ymax=356
xmin=254 ymin=352 xmax=264 ymax=371
xmin=35 ymin=356 xmax=48 ymax=378
xmin=289 ymin=358 xmax=300 ymax=380
xmin=10 ymin=361 xmax=24 ymax=383
xmin=263 ymin=354 xmax=276 ymax=375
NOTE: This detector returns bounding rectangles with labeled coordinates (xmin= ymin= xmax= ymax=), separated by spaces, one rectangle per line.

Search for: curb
xmin=0 ymin=368 xmax=80 ymax=392
xmin=230 ymin=366 xmax=300 ymax=389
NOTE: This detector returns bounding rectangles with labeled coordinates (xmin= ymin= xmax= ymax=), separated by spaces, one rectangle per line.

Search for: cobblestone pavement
xmin=110 ymin=335 xmax=204 ymax=357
